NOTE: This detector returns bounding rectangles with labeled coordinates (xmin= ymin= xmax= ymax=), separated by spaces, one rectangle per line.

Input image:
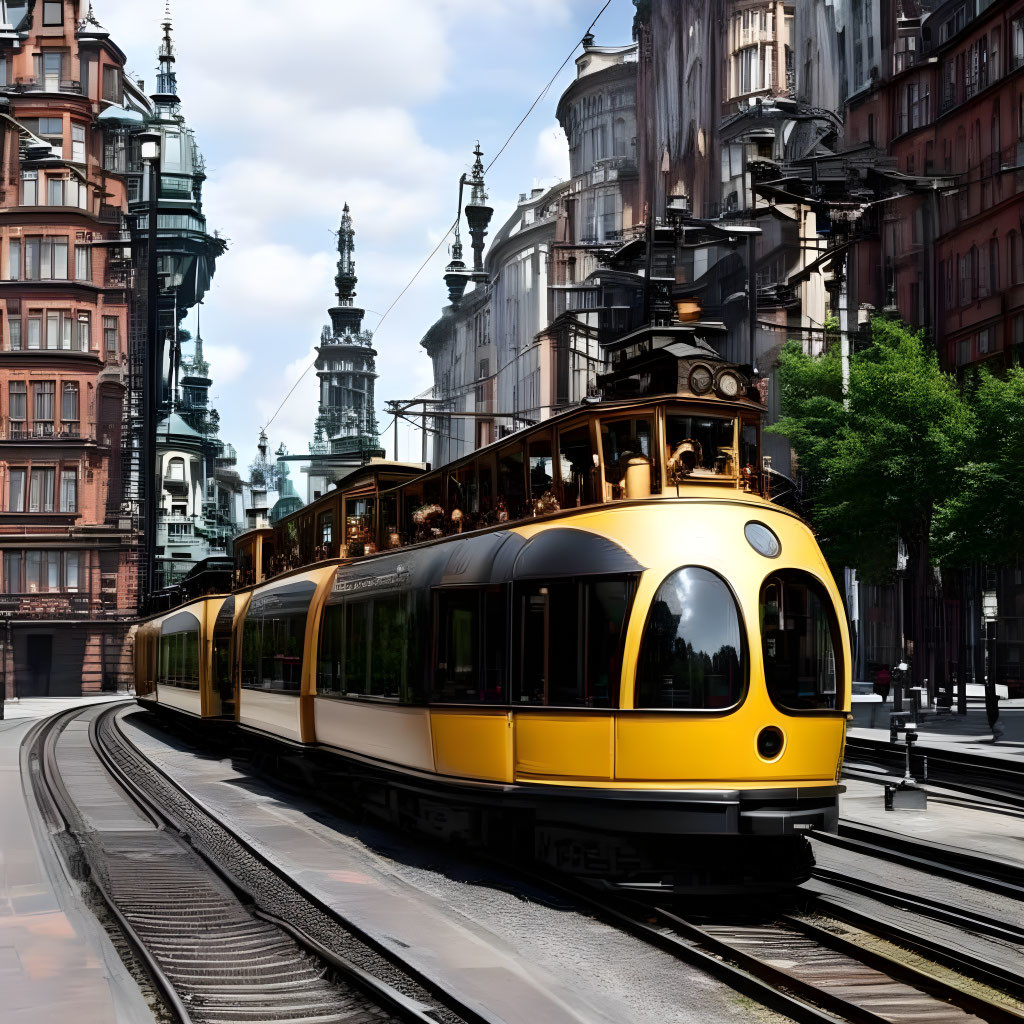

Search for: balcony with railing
xmin=1 ymin=78 xmax=83 ymax=95
xmin=0 ymin=420 xmax=93 ymax=442
xmin=0 ymin=592 xmax=92 ymax=619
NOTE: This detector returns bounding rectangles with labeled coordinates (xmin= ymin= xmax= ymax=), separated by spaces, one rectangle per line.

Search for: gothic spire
xmin=155 ymin=0 xmax=179 ymax=102
xmin=335 ymin=203 xmax=358 ymax=307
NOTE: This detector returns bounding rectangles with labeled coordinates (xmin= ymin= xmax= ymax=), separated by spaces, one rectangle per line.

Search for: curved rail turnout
xmin=27 ymin=703 xmax=473 ymax=1024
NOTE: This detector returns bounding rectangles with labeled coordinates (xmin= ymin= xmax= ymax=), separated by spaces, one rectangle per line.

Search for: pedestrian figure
xmin=873 ymin=665 xmax=891 ymax=702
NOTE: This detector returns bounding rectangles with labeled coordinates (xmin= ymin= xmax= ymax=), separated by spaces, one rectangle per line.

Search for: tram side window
xmin=212 ymin=600 xmax=235 ymax=705
xmin=240 ymin=582 xmax=316 ymax=694
xmin=159 ymin=629 xmax=200 ymax=690
xmin=317 ymin=592 xmax=424 ymax=702
xmin=558 ymin=424 xmax=597 ymax=507
xmin=601 ymin=418 xmax=658 ymax=500
xmin=665 ymin=414 xmax=736 ymax=481
xmin=636 ymin=567 xmax=746 ymax=710
xmin=498 ymin=444 xmax=527 ymax=520
xmin=516 ymin=576 xmax=634 ymax=708
xmin=761 ymin=571 xmax=841 ymax=711
xmin=528 ymin=434 xmax=556 ymax=510
xmin=432 ymin=587 xmax=507 ymax=704
xmin=380 ymin=495 xmax=400 ymax=549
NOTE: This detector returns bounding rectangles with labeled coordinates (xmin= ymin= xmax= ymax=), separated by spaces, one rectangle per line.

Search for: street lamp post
xmin=139 ymin=129 xmax=161 ymax=608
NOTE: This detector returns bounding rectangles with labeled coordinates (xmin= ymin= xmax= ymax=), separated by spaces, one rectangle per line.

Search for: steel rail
xmin=802 ymin=884 xmax=1024 ymax=1004
xmin=816 ymin=823 xmax=1024 ymax=899
xmin=29 ymin=704 xmax=195 ymax=1024
xmin=811 ymin=866 xmax=1024 ymax=946
xmin=98 ymin=706 xmax=489 ymax=1024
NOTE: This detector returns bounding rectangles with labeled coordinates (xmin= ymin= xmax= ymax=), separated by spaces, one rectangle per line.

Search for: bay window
xmin=8 ymin=239 xmax=20 ymax=281
xmin=21 ymin=171 xmax=38 ymax=206
xmin=8 ymin=318 xmax=21 ymax=352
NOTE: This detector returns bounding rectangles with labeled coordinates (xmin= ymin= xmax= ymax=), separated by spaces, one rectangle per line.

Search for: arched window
xmin=613 ymin=117 xmax=627 ymax=157
xmin=636 ymin=567 xmax=747 ymax=710
xmin=1010 ymin=231 xmax=1024 ymax=285
xmin=167 ymin=457 xmax=185 ymax=482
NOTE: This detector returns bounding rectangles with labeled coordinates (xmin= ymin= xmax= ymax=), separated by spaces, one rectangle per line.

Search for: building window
xmin=25 ymin=236 xmax=68 ymax=280
xmin=76 ymin=312 xmax=90 ymax=351
xmin=7 ymin=239 xmax=20 ymax=281
xmin=103 ymin=315 xmax=118 ymax=353
xmin=61 ymin=382 xmax=79 ymax=424
xmin=989 ymin=238 xmax=1000 ymax=294
xmin=978 ymin=327 xmax=993 ymax=355
xmin=3 ymin=552 xmax=21 ymax=592
xmin=958 ymin=251 xmax=973 ymax=305
xmin=957 ymin=338 xmax=973 ymax=365
xmin=75 ymin=245 xmax=90 ymax=281
xmin=9 ymin=382 xmax=26 ymax=430
xmin=8 ymin=318 xmax=21 ymax=352
xmin=29 ymin=467 xmax=55 ymax=513
xmin=20 ymin=171 xmax=38 ymax=206
xmin=59 ymin=469 xmax=77 ymax=513
xmin=64 ymin=551 xmax=82 ymax=592
xmin=26 ymin=311 xmax=42 ymax=350
xmin=1009 ymin=231 xmax=1024 ymax=284
xmin=33 ymin=382 xmax=55 ymax=436
xmin=71 ymin=123 xmax=85 ymax=164
xmin=8 ymin=468 xmax=25 ymax=512
xmin=1013 ymin=16 xmax=1024 ymax=71
xmin=102 ymin=66 xmax=122 ymax=104
xmin=42 ymin=2 xmax=63 ymax=26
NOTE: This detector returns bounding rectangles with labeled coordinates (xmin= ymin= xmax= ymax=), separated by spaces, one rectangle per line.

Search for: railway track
xmin=27 ymin=702 xmax=478 ymax=1024
xmin=843 ymin=738 xmax=1024 ymax=811
xmin=96 ymin=704 xmax=1024 ymax=1024
xmin=547 ymin=880 xmax=1024 ymax=1024
xmin=815 ymin=822 xmax=1024 ymax=899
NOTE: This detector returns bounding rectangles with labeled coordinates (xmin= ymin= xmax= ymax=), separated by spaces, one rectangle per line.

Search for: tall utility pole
xmin=139 ymin=130 xmax=162 ymax=608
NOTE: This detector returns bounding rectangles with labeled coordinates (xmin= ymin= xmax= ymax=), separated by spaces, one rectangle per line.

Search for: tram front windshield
xmin=665 ymin=414 xmax=736 ymax=479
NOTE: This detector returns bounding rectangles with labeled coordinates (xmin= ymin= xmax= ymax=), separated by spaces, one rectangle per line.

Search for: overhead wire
xmin=261 ymin=0 xmax=616 ymax=434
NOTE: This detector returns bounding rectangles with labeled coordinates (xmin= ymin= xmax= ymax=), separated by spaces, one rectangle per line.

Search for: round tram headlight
xmin=745 ymin=521 xmax=781 ymax=559
xmin=689 ymin=364 xmax=714 ymax=395
xmin=715 ymin=370 xmax=741 ymax=399
xmin=757 ymin=726 xmax=785 ymax=761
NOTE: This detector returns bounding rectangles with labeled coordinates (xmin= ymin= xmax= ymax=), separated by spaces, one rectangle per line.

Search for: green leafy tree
xmin=771 ymin=318 xmax=975 ymax=684
xmin=934 ymin=366 xmax=1024 ymax=567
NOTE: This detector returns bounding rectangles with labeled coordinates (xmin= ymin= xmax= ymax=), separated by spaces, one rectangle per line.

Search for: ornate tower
xmin=311 ymin=205 xmax=381 ymax=458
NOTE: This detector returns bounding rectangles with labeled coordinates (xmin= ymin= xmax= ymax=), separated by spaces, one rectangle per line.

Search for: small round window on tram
xmin=745 ymin=521 xmax=781 ymax=559
xmin=715 ymin=370 xmax=741 ymax=399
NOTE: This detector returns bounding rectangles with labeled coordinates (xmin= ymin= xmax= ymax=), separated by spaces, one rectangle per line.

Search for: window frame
xmin=634 ymin=565 xmax=750 ymax=714
xmin=759 ymin=568 xmax=845 ymax=717
xmin=42 ymin=1 xmax=64 ymax=26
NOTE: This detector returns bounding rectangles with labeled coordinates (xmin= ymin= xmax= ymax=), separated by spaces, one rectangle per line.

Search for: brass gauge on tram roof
xmin=688 ymin=363 xmax=714 ymax=395
xmin=715 ymin=369 xmax=742 ymax=399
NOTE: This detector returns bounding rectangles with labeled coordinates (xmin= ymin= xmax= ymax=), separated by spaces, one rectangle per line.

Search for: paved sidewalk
xmin=850 ymin=696 xmax=1024 ymax=760
xmin=1 ymin=695 xmax=129 ymax=723
xmin=0 ymin=711 xmax=154 ymax=1023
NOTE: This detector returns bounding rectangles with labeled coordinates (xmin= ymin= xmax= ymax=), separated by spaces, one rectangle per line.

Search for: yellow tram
xmin=136 ymin=355 xmax=850 ymax=889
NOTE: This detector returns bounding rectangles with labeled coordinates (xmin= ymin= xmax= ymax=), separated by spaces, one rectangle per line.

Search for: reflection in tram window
xmin=344 ymin=497 xmax=376 ymax=557
xmin=528 ymin=433 xmax=557 ymax=512
xmin=380 ymin=494 xmax=400 ymax=549
xmin=665 ymin=414 xmax=736 ymax=481
xmin=241 ymin=582 xmax=316 ymax=693
xmin=636 ymin=567 xmax=746 ymax=710
xmin=761 ymin=571 xmax=840 ymax=711
xmin=158 ymin=629 xmax=201 ymax=690
xmin=601 ymin=417 xmax=657 ymax=499
xmin=558 ymin=423 xmax=597 ymax=507
xmin=516 ymin=577 xmax=634 ymax=707
xmin=740 ymin=421 xmax=760 ymax=489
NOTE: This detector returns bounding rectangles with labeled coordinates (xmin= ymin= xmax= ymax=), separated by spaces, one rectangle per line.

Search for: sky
xmin=95 ymin=0 xmax=638 ymax=471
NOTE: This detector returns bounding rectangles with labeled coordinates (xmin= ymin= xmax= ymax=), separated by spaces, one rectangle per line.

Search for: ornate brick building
xmin=0 ymin=0 xmax=142 ymax=694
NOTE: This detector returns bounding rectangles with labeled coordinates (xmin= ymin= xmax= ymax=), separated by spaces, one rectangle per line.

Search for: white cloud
xmin=534 ymin=120 xmax=570 ymax=183
xmin=203 ymin=343 xmax=250 ymax=385
xmin=90 ymin=0 xmax=597 ymax=467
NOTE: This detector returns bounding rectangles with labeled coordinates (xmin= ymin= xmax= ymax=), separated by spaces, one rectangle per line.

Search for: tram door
xmin=212 ymin=598 xmax=236 ymax=718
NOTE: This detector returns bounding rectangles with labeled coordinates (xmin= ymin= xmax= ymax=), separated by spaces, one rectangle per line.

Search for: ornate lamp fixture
xmin=464 ymin=143 xmax=493 ymax=283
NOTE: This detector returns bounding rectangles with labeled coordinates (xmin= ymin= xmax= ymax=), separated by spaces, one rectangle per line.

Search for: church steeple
xmin=328 ymin=203 xmax=365 ymax=337
xmin=153 ymin=1 xmax=179 ymax=107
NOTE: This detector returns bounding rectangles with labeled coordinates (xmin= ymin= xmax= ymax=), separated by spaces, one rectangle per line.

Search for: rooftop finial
xmin=335 ymin=203 xmax=357 ymax=307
